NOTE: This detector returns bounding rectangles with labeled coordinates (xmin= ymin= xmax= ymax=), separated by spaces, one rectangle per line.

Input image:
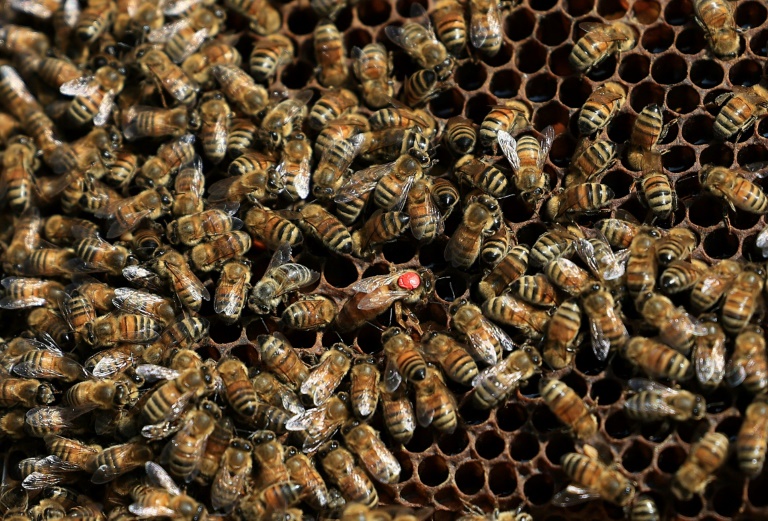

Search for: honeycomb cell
xmin=748 ymin=473 xmax=768 ymax=506
xmin=715 ymin=415 xmax=741 ymax=439
xmin=666 ymin=85 xmax=699 ymax=114
xmin=678 ymin=420 xmax=714 ymax=444
xmin=589 ymin=378 xmax=622 ymax=405
xmin=429 ymin=88 xmax=465 ymax=118
xmin=287 ymin=7 xmax=318 ymax=34
xmin=618 ymin=53 xmax=650 ymax=83
xmin=700 ymin=143 xmax=734 ymax=167
xmin=682 ymin=114 xmax=714 ymax=144
xmin=676 ymin=27 xmax=706 ymax=54
xmin=689 ymin=195 xmax=726 ymax=227
xmin=549 ymin=46 xmax=574 ymax=76
xmin=738 ymin=144 xmax=768 ymax=167
xmin=532 ymin=404 xmax=562 ymax=433
xmin=534 ymin=102 xmax=570 ymax=135
xmin=344 ymin=28 xmax=373 ymax=49
xmin=558 ymin=76 xmax=592 ymax=109
xmin=283 ymin=328 xmax=317 ymax=350
xmin=530 ymin=0 xmax=557 ymax=11
xmin=524 ymin=474 xmax=555 ymax=505
xmin=405 ymin=426 xmax=434 ymax=453
xmin=536 ymin=12 xmax=571 ymax=46
xmin=488 ymin=462 xmax=517 ymax=496
xmin=489 ymin=69 xmax=521 ymax=98
xmin=713 ymin=487 xmax=742 ymax=518
xmin=550 ymin=134 xmax=576 ymax=167
xmin=334 ymin=7 xmax=353 ymax=31
xmin=629 ymin=81 xmax=665 ymax=112
xmin=394 ymin=450 xmax=414 ymax=481
xmin=604 ymin=410 xmax=632 ymax=440
xmin=516 ymin=222 xmax=548 ymax=246
xmin=664 ymin=0 xmax=692 ymax=24
xmin=418 ymin=455 xmax=449 ymax=486
xmin=509 ymin=432 xmax=539 ymax=462
xmin=735 ymin=1 xmax=768 ymax=28
xmin=503 ymin=196 xmax=536 ymax=223
xmin=395 ymin=0 xmax=427 ymax=18
xmin=516 ymin=40 xmax=547 ymax=73
xmin=435 ymin=274 xmax=467 ymax=302
xmin=466 ymin=94 xmax=496 ymax=125
xmin=675 ymin=173 xmax=701 ymax=202
xmin=674 ymin=496 xmax=703 ymax=518
xmin=622 ymin=441 xmax=652 ymax=472
xmin=662 ymin=146 xmax=695 ymax=173
xmin=382 ymin=241 xmax=417 ymax=264
xmin=455 ymin=461 xmax=485 ymax=495
xmin=460 ymin=400 xmax=491 ymax=425
xmin=520 ymin=374 xmax=542 ymax=397
xmin=475 ymin=430 xmax=505 ymax=459
xmin=505 ymin=8 xmax=535 ymax=41
xmin=690 ymin=59 xmax=724 ymax=88
xmin=438 ymin=428 xmax=470 ymax=455
xmin=651 ymin=54 xmax=687 ymax=84
xmin=587 ymin=54 xmax=617 ymax=81
xmin=323 ymin=257 xmax=359 ymax=288
xmin=575 ymin=344 xmax=607 ymax=375
xmin=751 ymin=29 xmax=768 ymax=56
xmin=481 ymin=42 xmax=514 ymax=67
xmin=641 ymin=24 xmax=674 ymax=53
xmin=607 ymin=112 xmax=634 ymax=144
xmin=400 ymin=483 xmax=429 ymax=505
xmin=357 ymin=0 xmax=391 ymax=26
xmin=632 ymin=0 xmax=661 ymax=24
xmin=545 ymin=434 xmax=575 ymax=466
xmin=455 ymin=62 xmax=487 ymax=92
xmin=566 ymin=0 xmax=594 ymax=16
xmin=657 ymin=445 xmax=686 ymax=473
xmin=730 ymin=59 xmax=763 ymax=87
xmin=704 ymin=228 xmax=739 ymax=258
xmin=759 ymin=118 xmax=768 ymax=139
xmin=434 ymin=487 xmax=462 ymax=510
xmin=525 ymin=73 xmax=557 ymax=103
xmin=594 ymin=0 xmax=627 ymax=18
xmin=496 ymin=402 xmax=528 ymax=432
xmin=281 ymin=60 xmax=315 ymax=88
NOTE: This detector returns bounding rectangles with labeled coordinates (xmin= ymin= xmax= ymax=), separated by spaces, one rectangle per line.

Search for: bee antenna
xmin=365 ymin=321 xmax=384 ymax=332
xmin=259 ymin=317 xmax=269 ymax=333
xmin=335 ymin=332 xmax=344 ymax=342
xmin=449 ymin=281 xmax=456 ymax=300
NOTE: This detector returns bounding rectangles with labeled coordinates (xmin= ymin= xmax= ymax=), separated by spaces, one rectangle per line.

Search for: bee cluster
xmin=2 ymin=0 xmax=768 ymax=518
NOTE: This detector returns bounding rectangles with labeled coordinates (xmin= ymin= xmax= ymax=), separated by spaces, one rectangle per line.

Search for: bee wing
xmin=357 ymin=288 xmax=410 ymax=311
xmin=285 ymin=407 xmax=320 ymax=431
xmin=695 ymin=343 xmax=725 ymax=385
xmin=471 ymin=360 xmax=504 ymax=388
xmin=59 ymin=76 xmax=98 ymax=97
xmin=409 ymin=2 xmax=436 ymax=35
xmin=408 ymin=188 xmax=441 ymax=240
xmin=497 ymin=130 xmax=520 ymax=172
xmin=392 ymin=175 xmax=415 ymax=212
xmin=384 ymin=25 xmax=415 ymax=52
xmin=26 ymin=405 xmax=94 ymax=427
xmin=470 ymin=3 xmax=500 ymax=51
xmin=463 ymin=328 xmax=498 ymax=366
xmin=670 ymin=308 xmax=709 ymax=336
xmin=207 ymin=177 xmax=243 ymax=204
xmin=91 ymin=351 xmax=134 ymax=379
xmin=265 ymin=242 xmax=293 ymax=272
xmin=136 ymin=364 xmax=181 ymax=382
xmin=59 ymin=0 xmax=80 ymax=26
xmin=214 ymin=277 xmax=247 ymax=317
xmin=551 ymin=485 xmax=603 ymax=507
xmin=141 ymin=418 xmax=185 ymax=440
xmin=537 ymin=125 xmax=555 ymax=169
xmin=161 ymin=0 xmax=203 ymax=15
xmin=178 ymin=29 xmax=209 ymax=63
xmin=588 ymin=316 xmax=614 ymax=362
xmin=145 ymin=61 xmax=196 ymax=102
xmin=0 ymin=277 xmax=48 ymax=308
xmin=145 ymin=461 xmax=183 ymax=496
xmin=141 ymin=391 xmax=197 ymax=438
xmin=334 ymin=162 xmax=394 ymax=204
xmin=578 ymin=22 xmax=626 ymax=42
xmin=414 ymin=387 xmax=434 ymax=428
xmin=627 ymin=377 xmax=673 ymax=394
xmin=350 ymin=273 xmax=399 ymax=293
xmin=21 ymin=472 xmax=65 ymax=491
xmin=93 ymin=90 xmax=115 ymax=127
xmin=10 ymin=0 xmax=54 ymax=18
xmin=147 ymin=18 xmax=190 ymax=44
xmin=361 ymin=438 xmax=401 ymax=484
xmin=163 ymin=258 xmax=211 ymax=302
xmin=122 ymin=265 xmax=164 ymax=293
xmin=210 ymin=467 xmax=246 ymax=512
xmin=384 ymin=356 xmax=403 ymax=393
xmin=129 ymin=505 xmax=177 ymax=519
xmin=113 ymin=287 xmax=165 ymax=316
xmin=300 ymin=359 xmax=337 ymax=406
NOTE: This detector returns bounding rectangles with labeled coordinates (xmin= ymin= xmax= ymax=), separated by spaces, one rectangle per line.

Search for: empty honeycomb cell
xmin=475 ymin=430 xmax=505 ymax=459
xmin=596 ymin=0 xmax=628 ymax=18
xmin=675 ymin=173 xmax=702 ymax=202
xmin=532 ymin=404 xmax=563 ymax=433
xmin=630 ymin=81 xmax=666 ymax=112
xmin=743 ymin=231 xmax=765 ymax=261
xmin=712 ymin=489 xmax=742 ymax=521
xmin=516 ymin=222 xmax=549 ymax=246
xmin=682 ymin=114 xmax=714 ymax=144
xmin=676 ymin=27 xmax=706 ymax=54
xmin=438 ymin=428 xmax=470 ymax=455
xmin=748 ymin=474 xmax=768 ymax=506
xmin=208 ymin=323 xmax=242 ymax=344
xmin=496 ymin=402 xmax=528 ymax=432
xmin=758 ymin=117 xmax=768 ymax=139
xmin=658 ymin=445 xmax=686 ymax=473
xmin=435 ymin=274 xmax=467 ymax=302
xmin=460 ymin=400 xmax=492 ymax=425
xmin=666 ymin=85 xmax=700 ymax=114
xmin=392 ymin=52 xmax=421 ymax=80
xmin=730 ymin=59 xmax=763 ymax=87
xmin=677 ymin=419 xmax=712 ymax=444
xmin=523 ymin=474 xmax=555 ymax=505
xmin=530 ymin=0 xmax=558 ymax=11
xmin=482 ymin=43 xmax=515 ymax=67
xmin=418 ymin=455 xmax=450 ymax=486
xmin=489 ymin=69 xmax=521 ymax=99
xmin=566 ymin=0 xmax=594 ymax=16
xmin=728 ymin=207 xmax=761 ymax=230
xmin=622 ymin=440 xmax=653 ymax=472
xmin=526 ymin=73 xmax=558 ymax=103
xmin=662 ymin=145 xmax=695 ymax=172
xmin=561 ymin=372 xmax=588 ymax=397
xmin=344 ymin=28 xmax=373 ymax=50
xmin=549 ymin=46 xmax=574 ymax=76
xmin=284 ymin=329 xmax=319 ymax=350
xmin=487 ymin=462 xmax=517 ymax=496
xmin=357 ymin=0 xmax=391 ymax=26
xmin=558 ymin=76 xmax=592 ymax=109
xmin=550 ymin=134 xmax=577 ymax=167
xmin=735 ymin=0 xmax=768 ymax=28
xmin=351 ymin=323 xmax=382 ymax=353
xmin=281 ymin=60 xmax=315 ymax=88
xmin=382 ymin=241 xmax=418 ymax=264
xmin=395 ymin=0 xmax=427 ymax=18
xmin=429 ymin=88 xmax=465 ymax=119
xmin=516 ymin=40 xmax=547 ymax=73
xmin=589 ymin=378 xmax=623 ymax=405
xmin=715 ymin=415 xmax=742 ymax=438
xmin=587 ymin=54 xmax=618 ymax=81
xmin=400 ymin=483 xmax=429 ymax=505
xmin=545 ymin=434 xmax=576 ymax=465
xmin=575 ymin=344 xmax=606 ymax=375
xmin=610 ymin=354 xmax=637 ymax=380
xmin=520 ymin=374 xmax=543 ymax=398
xmin=632 ymin=0 xmax=661 ymax=24
xmin=607 ymin=112 xmax=634 ymax=144
xmin=505 ymin=8 xmax=536 ymax=41
xmin=395 ymin=450 xmax=414 ymax=481
xmin=503 ymin=196 xmax=537 ymax=223
xmin=751 ymin=29 xmax=768 ymax=56
xmin=619 ymin=53 xmax=651 ymax=83
xmin=704 ymin=228 xmax=739 ymax=258
xmin=536 ymin=11 xmax=572 ymax=46
xmin=664 ymin=0 xmax=692 ymax=24
xmin=405 ymin=426 xmax=434 ymax=453
xmin=455 ymin=62 xmax=487 ymax=92
xmin=641 ymin=24 xmax=675 ymax=53
xmin=466 ymin=94 xmax=496 ymax=124
xmin=604 ymin=410 xmax=633 ymax=439
xmin=455 ymin=461 xmax=485 ymax=495
xmin=509 ymin=431 xmax=540 ymax=462
xmin=434 ymin=487 xmax=462 ymax=510
xmin=419 ymin=240 xmax=449 ymax=271
xmin=651 ymin=53 xmax=688 ymax=84
xmin=738 ymin=143 xmax=768 ymax=166
xmin=334 ymin=7 xmax=353 ymax=31
xmin=287 ymin=6 xmax=318 ymax=34
xmin=689 ymin=195 xmax=726 ymax=227
xmin=690 ymin=59 xmax=725 ymax=88
xmin=323 ymin=257 xmax=359 ymax=287
xmin=674 ymin=496 xmax=704 ymax=518
xmin=534 ymin=102 xmax=571 ymax=135
xmin=699 ymin=143 xmax=734 ymax=167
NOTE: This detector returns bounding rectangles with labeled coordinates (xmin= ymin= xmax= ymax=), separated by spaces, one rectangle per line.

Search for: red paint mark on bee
xmin=397 ymin=272 xmax=421 ymax=290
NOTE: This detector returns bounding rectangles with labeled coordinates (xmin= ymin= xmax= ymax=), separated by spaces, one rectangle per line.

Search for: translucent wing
xmin=725 ymin=358 xmax=748 ymax=388
xmin=129 ymin=505 xmax=177 ymax=518
xmin=350 ymin=273 xmax=398 ymax=293
xmin=136 ymin=364 xmax=181 ymax=382
xmin=695 ymin=342 xmax=725 ymax=385
xmin=357 ymin=288 xmax=410 ymax=311
xmin=624 ymin=392 xmax=680 ymax=418
xmin=384 ymin=356 xmax=403 ymax=393
xmin=588 ymin=316 xmax=613 ymax=362
xmin=214 ymin=278 xmax=247 ymax=317
xmin=163 ymin=258 xmax=211 ymax=302
xmin=210 ymin=466 xmax=246 ymax=511
xmin=92 ymin=351 xmax=134 ymax=378
xmin=141 ymin=418 xmax=185 ymax=440
xmin=497 ymin=130 xmax=520 ymax=171
xmin=60 ymin=76 xmax=98 ymax=97
xmin=627 ymin=378 xmax=675 ymax=394
xmin=161 ymin=420 xmax=207 ymax=482
xmin=0 ymin=66 xmax=36 ymax=105
xmin=113 ymin=287 xmax=167 ymax=318
xmin=551 ymin=485 xmax=603 ymax=507
xmin=464 ymin=326 xmax=500 ymax=366
xmin=301 ymin=358 xmax=344 ymax=406
xmin=669 ymin=308 xmax=709 ymax=336
xmin=146 ymin=461 xmax=182 ymax=496
xmin=0 ymin=277 xmax=49 ymax=309
xmin=10 ymin=0 xmax=55 ymax=18
xmin=93 ymin=90 xmax=115 ymax=127
xmin=25 ymin=405 xmax=94 ymax=429
xmin=538 ymin=126 xmax=555 ymax=169
xmin=141 ymin=391 xmax=197 ymax=437
xmin=408 ymin=185 xmax=442 ymax=240
xmin=13 ymin=356 xmax=86 ymax=380
xmin=265 ymin=243 xmax=292 ymax=272
xmin=578 ymin=22 xmax=628 ymax=43
xmin=470 ymin=3 xmax=500 ymax=50
xmin=21 ymin=472 xmax=66 ymax=490
xmin=145 ymin=61 xmax=195 ymax=103
xmin=147 ymin=18 xmax=191 ymax=43
xmin=391 ymin=175 xmax=415 ymax=212
xmin=334 ymin=162 xmax=395 ymax=204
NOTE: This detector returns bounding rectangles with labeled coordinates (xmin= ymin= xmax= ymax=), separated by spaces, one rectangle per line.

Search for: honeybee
xmin=103 ymin=150 xmax=140 ymax=188
xmin=92 ymin=441 xmax=154 ymax=484
xmin=713 ymin=83 xmax=768 ymax=140
xmin=573 ymin=236 xmax=627 ymax=284
xmin=260 ymin=93 xmax=311 ymax=150
xmin=10 ymin=338 xmax=87 ymax=384
xmin=340 ymin=420 xmax=401 ymax=485
xmin=542 ymin=300 xmax=582 ymax=369
xmin=255 ymin=334 xmax=309 ymax=391
xmin=385 ymin=5 xmax=455 ymax=78
xmin=737 ymin=397 xmax=768 ymax=477
xmin=316 ymin=112 xmax=369 ymax=155
xmin=120 ymin=106 xmax=192 ymax=141
xmin=445 ymin=194 xmax=502 ymax=268
xmin=457 ymin=506 xmax=532 ymax=521
xmin=162 ymin=402 xmax=218 ymax=483
xmin=449 ymin=299 xmax=513 ymax=365
xmin=482 ymin=294 xmax=550 ymax=340
xmin=210 ymin=63 xmax=267 ymax=117
xmin=566 ymin=138 xmax=617 ymax=187
xmin=443 ymin=116 xmax=477 ymax=156
xmin=479 ymin=101 xmax=531 ymax=150
xmin=60 ymin=64 xmax=124 ymax=127
xmin=244 ymin=205 xmax=301 ymax=253
xmin=578 ymin=81 xmax=626 ymax=135
xmin=354 ymin=128 xmax=431 ymax=163
xmin=212 ymin=260 xmax=251 ymax=324
xmin=129 ymin=462 xmax=208 ymax=520
xmin=421 ymin=331 xmax=478 ymax=386
xmin=275 ymin=132 xmax=311 ymax=201
xmin=543 ymin=257 xmax=592 ymax=298
xmin=140 ymin=134 xmax=196 ymax=187
xmin=413 ymin=365 xmax=458 ymax=434
xmin=672 ymin=432 xmax=729 ymax=501
xmin=580 ymin=283 xmax=628 ymax=361
xmin=337 ymin=357 xmax=380 ymax=422
xmin=138 ymin=364 xmax=219 ymax=427
xmin=726 ymin=325 xmax=768 ymax=394
xmin=94 ymin=188 xmax=172 ymax=239
xmin=308 ymin=88 xmax=357 ymax=131
xmin=286 ymin=392 xmax=350 ymax=452
xmin=250 ymin=430 xmax=289 ymax=490
xmin=134 ymin=45 xmax=198 ymax=106
xmin=165 ymin=209 xmax=240 ymax=247
xmin=182 ymin=40 xmax=242 ymax=89
xmin=301 ymin=343 xmax=353 ymax=406
xmin=148 ymin=5 xmax=226 ymax=63
xmin=296 ymin=203 xmax=353 ymax=255
xmin=198 ymin=412 xmax=233 ymax=484
xmin=720 ymin=265 xmax=764 ymax=334
xmin=25 ymin=403 xmax=93 ymax=437
xmin=470 ymin=0 xmax=509 ymax=56
xmin=150 ymin=247 xmax=210 ymax=312
xmin=454 ymin=155 xmax=508 ymax=198
xmin=34 ymin=56 xmax=83 ymax=91
xmin=209 ymin=164 xmax=283 ymax=205
xmin=540 ymin=378 xmax=597 ymax=439
xmin=0 ymin=277 xmax=66 ymax=309
xmin=215 ymin=357 xmax=259 ymax=418
xmin=27 ymin=308 xmax=75 ymax=347
xmin=0 ymin=409 xmax=26 ymax=439
xmin=380 ymin=327 xmax=427 ymax=392
xmin=622 ymin=336 xmax=692 ymax=381
xmin=627 ymin=104 xmax=671 ymax=170
xmin=248 ymin=244 xmax=319 ymax=315
xmin=223 ymin=0 xmax=280 ymax=34
xmin=655 ymin=227 xmax=697 ymax=266
xmin=659 ymin=260 xmax=706 ymax=294
xmin=1 ymin=136 xmax=40 ymax=215
xmin=83 ymin=314 xmax=163 ymax=348
xmin=353 ymin=210 xmax=410 ymax=256
xmin=545 ymin=183 xmax=614 ymax=222
xmin=350 ymin=44 xmax=393 ymax=109
xmin=478 ymin=244 xmax=530 ymax=300
xmin=318 ymin=440 xmax=378 ymax=507
xmin=694 ymin=0 xmax=740 ymax=59
xmin=73 ymin=0 xmax=116 ymax=43
xmin=70 ymin=235 xmax=133 ymax=277
xmin=250 ymin=368 xmax=304 ymax=416
xmin=312 ymin=138 xmax=360 ymax=199
xmin=314 ymin=21 xmax=348 ymax=87
xmin=692 ymin=316 xmax=726 ymax=390
xmin=690 ymin=259 xmax=741 ymax=313
xmin=626 ymin=229 xmax=661 ymax=301
xmin=284 ymin=446 xmax=329 ymax=510
xmin=625 ymin=378 xmax=706 ymax=422
xmin=401 ymin=69 xmax=442 ymax=106
xmin=188 ymin=230 xmax=252 ymax=272
xmin=472 ymin=345 xmax=541 ymax=409
xmin=638 ymin=154 xmax=676 ymax=221
xmin=406 ymin=176 xmax=449 ymax=243
xmin=22 ymin=247 xmax=78 ymax=278
xmin=0 ymin=376 xmax=55 ymax=407
xmin=554 ymin=445 xmax=636 ymax=507
xmin=569 ymin=21 xmax=637 ymax=73
xmin=279 ymin=296 xmax=335 ymax=334
xmin=64 ymin=373 xmax=141 ymax=411
xmin=510 ymin=273 xmax=559 ymax=307
xmin=249 ymin=34 xmax=293 ymax=83
xmin=701 ymin=164 xmax=768 ymax=214
xmin=18 ymin=455 xmax=83 ymax=490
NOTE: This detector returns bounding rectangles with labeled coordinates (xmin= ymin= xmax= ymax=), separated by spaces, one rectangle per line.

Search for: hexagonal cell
xmin=530 ymin=0 xmax=557 ymax=10
xmin=657 ymin=445 xmax=686 ymax=473
xmin=689 ymin=194 xmax=726 ymax=227
xmin=551 ymin=134 xmax=577 ymax=167
xmin=664 ymin=0 xmax=693 ymax=24
xmin=534 ymin=102 xmax=570 ymax=135
xmin=488 ymin=462 xmax=517 ymax=496
xmin=496 ymin=402 xmax=528 ymax=432
xmin=455 ymin=461 xmax=485 ymax=495
xmin=489 ymin=69 xmax=521 ymax=99
xmin=455 ymin=61 xmax=487 ymax=92
xmin=676 ymin=27 xmax=706 ymax=54
xmin=642 ymin=24 xmax=674 ymax=53
xmin=674 ymin=496 xmax=703 ymax=518
xmin=525 ymin=73 xmax=557 ymax=103
xmin=622 ymin=441 xmax=653 ymax=472
xmin=735 ymin=1 xmax=768 ymax=29
xmin=459 ymin=400 xmax=491 ymax=425
xmin=675 ymin=172 xmax=702 ymax=200
xmin=566 ymin=0 xmax=595 ymax=16
xmin=662 ymin=146 xmax=695 ymax=173
xmin=400 ymin=482 xmax=429 ymax=505
xmin=357 ymin=0 xmax=391 ymax=26
xmin=434 ymin=486 xmax=462 ymax=510
xmin=607 ymin=112 xmax=634 ymax=144
xmin=545 ymin=434 xmax=576 ymax=465
xmin=682 ymin=114 xmax=714 ymax=145
xmin=651 ymin=54 xmax=688 ymax=84
xmin=536 ymin=12 xmax=571 ymax=46
xmin=395 ymin=0 xmax=427 ymax=18
xmin=475 ymin=430 xmax=505 ymax=460
xmin=730 ymin=59 xmax=763 ymax=87
xmin=748 ymin=473 xmax=768 ymax=506
xmin=287 ymin=6 xmax=318 ymax=34
xmin=558 ymin=76 xmax=592 ymax=109
xmin=344 ymin=28 xmax=373 ymax=50
xmin=549 ymin=45 xmax=574 ymax=76
xmin=466 ymin=94 xmax=496 ymax=125
xmin=604 ymin=410 xmax=633 ymax=440
xmin=590 ymin=378 xmax=623 ymax=406
xmin=515 ymin=40 xmax=547 ymax=74
xmin=523 ymin=474 xmax=555 ymax=505
xmin=690 ymin=60 xmax=725 ymax=88
xmin=703 ymin=227 xmax=739 ymax=259
xmin=587 ymin=54 xmax=618 ymax=81
xmin=575 ymin=343 xmax=608 ymax=375
xmin=405 ymin=426 xmax=434 ymax=453
xmin=700 ymin=143 xmax=734 ymax=167
xmin=282 ymin=60 xmax=315 ymax=88
xmin=618 ymin=53 xmax=650 ymax=83
xmin=751 ymin=29 xmax=768 ymax=56
xmin=418 ymin=455 xmax=449 ymax=486
xmin=435 ymin=274 xmax=467 ymax=303
xmin=666 ymin=85 xmax=699 ymax=114
xmin=629 ymin=81 xmax=665 ymax=113
xmin=481 ymin=42 xmax=514 ymax=67
xmin=505 ymin=8 xmax=535 ymax=41
xmin=436 ymin=428 xmax=469 ymax=456
xmin=632 ymin=0 xmax=661 ymax=24
xmin=509 ymin=431 xmax=539 ymax=462
xmin=532 ymin=404 xmax=562 ymax=433
xmin=334 ymin=7 xmax=353 ymax=31
xmin=503 ymin=195 xmax=537 ymax=223
xmin=429 ymin=88 xmax=465 ymax=119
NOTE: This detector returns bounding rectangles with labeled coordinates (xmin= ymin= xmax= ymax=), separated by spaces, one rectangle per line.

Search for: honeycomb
xmin=2 ymin=0 xmax=768 ymax=518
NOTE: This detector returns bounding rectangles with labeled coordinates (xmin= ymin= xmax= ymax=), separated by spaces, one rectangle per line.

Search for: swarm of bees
xmin=1 ymin=0 xmax=768 ymax=519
